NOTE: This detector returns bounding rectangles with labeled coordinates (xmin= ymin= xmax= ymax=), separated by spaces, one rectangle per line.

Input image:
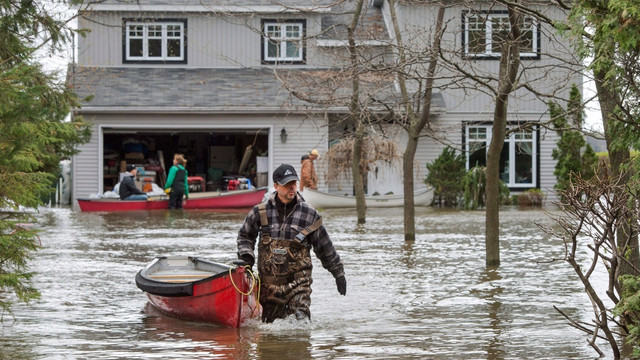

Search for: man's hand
xmin=238 ymin=254 xmax=255 ymax=270
xmin=336 ymin=276 xmax=346 ymax=296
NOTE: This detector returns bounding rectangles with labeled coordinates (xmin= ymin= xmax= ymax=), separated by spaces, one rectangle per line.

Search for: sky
xmin=582 ymin=72 xmax=604 ymax=133
xmin=37 ymin=2 xmax=76 ymax=78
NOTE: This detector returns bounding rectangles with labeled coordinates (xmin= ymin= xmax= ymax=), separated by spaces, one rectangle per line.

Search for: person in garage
xmin=119 ymin=164 xmax=149 ymax=201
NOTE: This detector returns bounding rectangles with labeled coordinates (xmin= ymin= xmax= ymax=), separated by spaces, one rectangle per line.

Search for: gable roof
xmin=68 ymin=66 xmax=317 ymax=113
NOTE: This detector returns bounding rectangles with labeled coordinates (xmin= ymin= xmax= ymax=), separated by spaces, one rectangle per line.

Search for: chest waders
xmin=257 ymin=203 xmax=323 ymax=323
xmin=169 ymin=168 xmax=186 ymax=209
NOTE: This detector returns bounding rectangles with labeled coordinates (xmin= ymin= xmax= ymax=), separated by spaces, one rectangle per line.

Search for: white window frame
xmin=262 ymin=21 xmax=304 ymax=63
xmin=465 ymin=124 xmax=537 ymax=188
xmin=125 ymin=20 xmax=185 ymax=62
xmin=463 ymin=12 xmax=539 ymax=59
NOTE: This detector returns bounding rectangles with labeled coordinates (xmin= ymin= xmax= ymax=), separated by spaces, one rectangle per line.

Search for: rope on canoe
xmin=229 ymin=265 xmax=260 ymax=304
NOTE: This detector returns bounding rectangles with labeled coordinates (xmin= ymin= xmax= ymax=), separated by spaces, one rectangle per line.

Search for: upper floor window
xmin=465 ymin=123 xmax=538 ymax=188
xmin=463 ymin=11 xmax=539 ymax=59
xmin=262 ymin=20 xmax=305 ymax=64
xmin=124 ymin=19 xmax=186 ymax=63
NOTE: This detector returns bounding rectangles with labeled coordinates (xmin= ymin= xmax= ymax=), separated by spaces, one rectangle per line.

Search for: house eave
xmin=74 ymin=106 xmax=352 ymax=115
xmin=74 ymin=105 xmax=446 ymax=116
xmin=74 ymin=4 xmax=332 ymax=13
xmin=316 ymin=39 xmax=389 ymax=47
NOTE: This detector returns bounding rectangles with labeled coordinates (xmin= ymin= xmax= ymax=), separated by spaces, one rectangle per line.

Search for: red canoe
xmin=135 ymin=256 xmax=261 ymax=328
xmin=77 ymin=187 xmax=267 ymax=212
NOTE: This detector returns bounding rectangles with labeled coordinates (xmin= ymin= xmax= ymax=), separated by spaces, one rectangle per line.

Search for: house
xmin=68 ymin=0 xmax=578 ymax=206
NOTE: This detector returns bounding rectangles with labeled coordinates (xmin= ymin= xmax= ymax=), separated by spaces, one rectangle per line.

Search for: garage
xmin=101 ymin=128 xmax=269 ymax=193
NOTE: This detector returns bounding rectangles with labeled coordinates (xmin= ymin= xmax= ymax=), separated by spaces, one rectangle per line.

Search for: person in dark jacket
xmin=164 ymin=153 xmax=189 ymax=209
xmin=236 ymin=164 xmax=346 ymax=323
xmin=119 ymin=164 xmax=148 ymax=200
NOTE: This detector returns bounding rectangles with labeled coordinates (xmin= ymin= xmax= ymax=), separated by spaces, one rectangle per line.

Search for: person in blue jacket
xmin=165 ymin=154 xmax=189 ymax=209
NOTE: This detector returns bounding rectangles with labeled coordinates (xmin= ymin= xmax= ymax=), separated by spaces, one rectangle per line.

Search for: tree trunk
xmin=594 ymin=67 xmax=639 ymax=276
xmin=485 ymin=104 xmax=506 ymax=267
xmin=352 ymin=121 xmax=366 ymax=223
xmin=403 ymin=135 xmax=417 ymax=240
xmin=485 ymin=6 xmax=522 ymax=267
xmin=348 ymin=0 xmax=366 ymax=224
xmin=388 ymin=0 xmax=444 ymax=241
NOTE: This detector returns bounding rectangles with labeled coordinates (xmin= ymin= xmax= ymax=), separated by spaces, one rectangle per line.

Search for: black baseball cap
xmin=272 ymin=164 xmax=299 ymax=185
xmin=126 ymin=164 xmax=136 ymax=172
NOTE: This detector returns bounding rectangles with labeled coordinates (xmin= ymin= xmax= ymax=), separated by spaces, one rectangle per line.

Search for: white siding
xmin=322 ymin=110 xmax=560 ymax=202
xmin=386 ymin=1 xmax=577 ymax=202
xmin=392 ymin=3 xmax=581 ymax=115
xmin=538 ymin=126 xmax=560 ymax=202
xmin=72 ymin=123 xmax=100 ymax=200
xmin=78 ymin=11 xmax=326 ymax=68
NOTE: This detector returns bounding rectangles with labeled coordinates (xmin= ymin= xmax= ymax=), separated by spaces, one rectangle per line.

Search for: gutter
xmin=74 ymin=106 xmax=353 ymax=115
xmin=73 ymin=4 xmax=332 ymax=13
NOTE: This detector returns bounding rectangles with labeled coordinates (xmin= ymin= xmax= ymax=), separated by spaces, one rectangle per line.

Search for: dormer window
xmin=462 ymin=11 xmax=539 ymax=60
xmin=262 ymin=20 xmax=306 ymax=64
xmin=124 ymin=19 xmax=187 ymax=63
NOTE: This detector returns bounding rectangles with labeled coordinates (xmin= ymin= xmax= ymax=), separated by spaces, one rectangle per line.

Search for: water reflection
xmin=479 ymin=269 xmax=505 ymax=359
xmin=1 ymin=206 xmax=611 ymax=359
xmin=141 ymin=304 xmax=258 ymax=359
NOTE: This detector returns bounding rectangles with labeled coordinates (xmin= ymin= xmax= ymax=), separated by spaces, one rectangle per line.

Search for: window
xmin=124 ymin=19 xmax=186 ymax=63
xmin=262 ymin=20 xmax=305 ymax=64
xmin=463 ymin=11 xmax=539 ymax=59
xmin=465 ymin=124 xmax=537 ymax=188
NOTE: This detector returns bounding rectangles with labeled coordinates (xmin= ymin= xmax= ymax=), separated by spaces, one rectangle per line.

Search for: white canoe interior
xmin=148 ymin=270 xmax=216 ymax=283
xmin=144 ymin=256 xmax=228 ymax=283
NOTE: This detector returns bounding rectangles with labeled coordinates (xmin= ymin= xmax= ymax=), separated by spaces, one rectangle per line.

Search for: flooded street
xmin=1 ymin=206 xmax=609 ymax=359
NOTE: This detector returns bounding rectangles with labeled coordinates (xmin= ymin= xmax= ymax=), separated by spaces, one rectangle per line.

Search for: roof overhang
xmin=316 ymin=39 xmax=389 ymax=48
xmin=74 ymin=106 xmax=352 ymax=115
xmin=74 ymin=4 xmax=332 ymax=13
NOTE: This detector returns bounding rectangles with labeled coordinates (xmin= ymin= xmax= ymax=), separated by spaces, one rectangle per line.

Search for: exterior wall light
xmin=280 ymin=127 xmax=288 ymax=143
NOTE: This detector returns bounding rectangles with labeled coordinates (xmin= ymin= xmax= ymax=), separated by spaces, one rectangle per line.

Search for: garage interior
xmin=102 ymin=129 xmax=269 ymax=193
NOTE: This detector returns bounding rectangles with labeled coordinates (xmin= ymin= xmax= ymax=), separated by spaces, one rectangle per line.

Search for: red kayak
xmin=78 ymin=187 xmax=267 ymax=212
xmin=135 ymin=256 xmax=261 ymax=328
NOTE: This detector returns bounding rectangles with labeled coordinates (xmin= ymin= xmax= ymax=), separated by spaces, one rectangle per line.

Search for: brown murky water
xmin=0 ymin=206 xmax=610 ymax=359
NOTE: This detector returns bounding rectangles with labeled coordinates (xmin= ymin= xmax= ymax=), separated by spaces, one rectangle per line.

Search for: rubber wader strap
xmin=295 ymin=217 xmax=323 ymax=243
xmin=258 ymin=203 xmax=268 ymax=231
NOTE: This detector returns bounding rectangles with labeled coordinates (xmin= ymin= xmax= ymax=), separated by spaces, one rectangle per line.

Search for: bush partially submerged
xmin=517 ymin=189 xmax=545 ymax=207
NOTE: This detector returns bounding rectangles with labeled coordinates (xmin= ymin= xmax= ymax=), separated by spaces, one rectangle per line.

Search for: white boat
xmin=301 ymin=188 xmax=432 ymax=208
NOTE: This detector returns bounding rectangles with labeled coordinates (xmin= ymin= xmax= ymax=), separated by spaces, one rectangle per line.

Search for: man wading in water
xmin=236 ymin=164 xmax=347 ymax=322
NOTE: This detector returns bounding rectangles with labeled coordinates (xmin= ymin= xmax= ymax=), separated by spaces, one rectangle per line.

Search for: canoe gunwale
xmin=136 ymin=256 xmax=235 ymax=297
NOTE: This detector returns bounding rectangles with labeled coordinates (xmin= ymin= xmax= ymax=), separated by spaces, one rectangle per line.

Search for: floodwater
xmin=0 ymin=206 xmax=613 ymax=359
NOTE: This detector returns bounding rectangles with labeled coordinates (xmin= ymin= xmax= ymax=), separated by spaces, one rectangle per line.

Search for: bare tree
xmin=271 ymin=0 xmax=405 ymax=224
xmin=484 ymin=4 xmax=524 ymax=266
xmin=541 ymin=166 xmax=638 ymax=357
xmin=346 ymin=0 xmax=367 ymax=223
xmin=425 ymin=0 xmax=583 ymax=265
xmin=386 ymin=0 xmax=445 ymax=241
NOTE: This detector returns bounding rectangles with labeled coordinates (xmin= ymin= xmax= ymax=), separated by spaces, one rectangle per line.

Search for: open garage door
xmin=102 ymin=128 xmax=269 ymax=192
